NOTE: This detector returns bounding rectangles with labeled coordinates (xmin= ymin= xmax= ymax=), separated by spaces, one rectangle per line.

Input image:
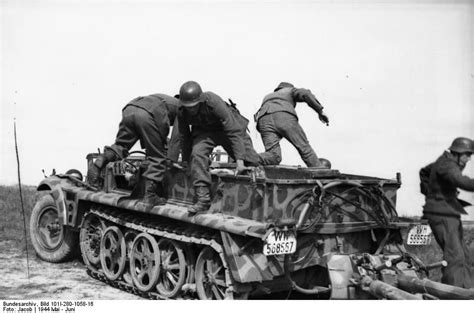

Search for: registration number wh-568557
xmin=263 ymin=230 xmax=297 ymax=256
xmin=407 ymin=224 xmax=432 ymax=245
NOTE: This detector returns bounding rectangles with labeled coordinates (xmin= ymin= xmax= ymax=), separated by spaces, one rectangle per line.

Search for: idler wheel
xmin=195 ymin=247 xmax=228 ymax=300
xmin=130 ymin=233 xmax=161 ymax=292
xmin=80 ymin=214 xmax=107 ymax=268
xmin=100 ymin=226 xmax=127 ymax=281
xmin=156 ymin=239 xmax=186 ymax=298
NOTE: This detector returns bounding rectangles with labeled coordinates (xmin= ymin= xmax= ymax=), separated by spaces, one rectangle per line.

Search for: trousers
xmin=425 ymin=213 xmax=472 ymax=288
xmin=256 ymin=111 xmax=319 ymax=167
xmin=111 ymin=106 xmax=169 ymax=182
xmin=191 ymin=129 xmax=261 ymax=187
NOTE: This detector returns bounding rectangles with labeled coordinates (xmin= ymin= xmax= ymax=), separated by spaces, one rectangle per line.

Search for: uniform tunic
xmin=177 ymin=91 xmax=260 ymax=187
xmin=107 ymin=94 xmax=179 ymax=182
xmin=420 ymin=151 xmax=474 ymax=288
xmin=255 ymin=87 xmax=324 ymax=167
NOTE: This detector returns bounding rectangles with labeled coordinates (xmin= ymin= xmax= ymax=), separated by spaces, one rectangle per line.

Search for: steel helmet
xmin=319 ymin=158 xmax=332 ymax=169
xmin=274 ymin=82 xmax=294 ymax=92
xmin=179 ymin=81 xmax=203 ymax=107
xmin=448 ymin=137 xmax=474 ymax=154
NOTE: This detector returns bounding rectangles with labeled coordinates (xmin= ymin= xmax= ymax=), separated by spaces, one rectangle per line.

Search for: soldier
xmin=419 ymin=137 xmax=474 ymax=288
xmin=177 ymin=81 xmax=261 ymax=214
xmin=255 ymin=82 xmax=329 ymax=167
xmin=87 ymin=94 xmax=179 ymax=208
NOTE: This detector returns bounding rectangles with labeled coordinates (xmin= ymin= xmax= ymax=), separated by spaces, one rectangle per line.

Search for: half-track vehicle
xmin=29 ymin=151 xmax=474 ymax=300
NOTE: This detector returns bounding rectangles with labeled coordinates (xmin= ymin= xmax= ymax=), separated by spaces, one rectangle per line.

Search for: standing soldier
xmin=419 ymin=137 xmax=474 ymax=288
xmin=255 ymin=82 xmax=329 ymax=167
xmin=87 ymin=94 xmax=179 ymax=209
xmin=177 ymin=81 xmax=261 ymax=214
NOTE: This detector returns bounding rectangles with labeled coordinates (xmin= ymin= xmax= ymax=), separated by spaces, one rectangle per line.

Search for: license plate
xmin=263 ymin=230 xmax=297 ymax=256
xmin=407 ymin=224 xmax=432 ymax=245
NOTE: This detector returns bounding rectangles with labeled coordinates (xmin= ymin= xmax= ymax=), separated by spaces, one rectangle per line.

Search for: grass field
xmin=0 ymin=185 xmax=40 ymax=253
xmin=1 ymin=184 xmax=473 ymax=284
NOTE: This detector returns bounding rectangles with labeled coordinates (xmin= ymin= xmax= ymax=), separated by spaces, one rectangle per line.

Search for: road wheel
xmin=156 ymin=239 xmax=186 ymax=298
xmin=80 ymin=214 xmax=106 ymax=269
xmin=130 ymin=233 xmax=161 ymax=292
xmin=29 ymin=194 xmax=78 ymax=263
xmin=100 ymin=226 xmax=127 ymax=280
xmin=195 ymin=247 xmax=228 ymax=300
xmin=123 ymin=230 xmax=139 ymax=285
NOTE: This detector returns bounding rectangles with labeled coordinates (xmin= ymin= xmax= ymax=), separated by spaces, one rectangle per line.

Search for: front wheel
xmin=29 ymin=193 xmax=78 ymax=262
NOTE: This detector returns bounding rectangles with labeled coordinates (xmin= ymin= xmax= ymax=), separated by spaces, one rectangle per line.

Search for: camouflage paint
xmin=37 ymin=164 xmax=404 ymax=285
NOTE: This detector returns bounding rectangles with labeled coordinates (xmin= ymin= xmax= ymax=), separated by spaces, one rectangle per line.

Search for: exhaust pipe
xmin=397 ymin=275 xmax=474 ymax=300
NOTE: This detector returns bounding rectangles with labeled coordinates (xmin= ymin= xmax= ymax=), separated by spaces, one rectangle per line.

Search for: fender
xmin=37 ymin=177 xmax=69 ymax=226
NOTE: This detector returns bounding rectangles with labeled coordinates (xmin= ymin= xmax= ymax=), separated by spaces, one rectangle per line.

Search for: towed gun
xmin=350 ymin=253 xmax=474 ymax=300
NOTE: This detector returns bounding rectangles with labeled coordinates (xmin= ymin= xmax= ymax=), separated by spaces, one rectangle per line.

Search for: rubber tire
xmin=29 ymin=193 xmax=78 ymax=263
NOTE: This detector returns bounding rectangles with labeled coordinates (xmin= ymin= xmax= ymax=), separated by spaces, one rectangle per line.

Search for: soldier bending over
xmin=177 ymin=81 xmax=262 ymax=214
xmin=87 ymin=94 xmax=179 ymax=209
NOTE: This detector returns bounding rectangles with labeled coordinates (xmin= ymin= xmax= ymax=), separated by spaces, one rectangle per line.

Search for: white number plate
xmin=263 ymin=230 xmax=297 ymax=256
xmin=407 ymin=224 xmax=432 ymax=245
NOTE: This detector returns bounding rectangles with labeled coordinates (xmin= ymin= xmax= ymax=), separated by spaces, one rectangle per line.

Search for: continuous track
xmin=82 ymin=206 xmax=236 ymax=300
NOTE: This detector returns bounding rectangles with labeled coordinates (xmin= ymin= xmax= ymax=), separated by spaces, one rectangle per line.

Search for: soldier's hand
xmin=235 ymin=160 xmax=249 ymax=176
xmin=319 ymin=112 xmax=329 ymax=126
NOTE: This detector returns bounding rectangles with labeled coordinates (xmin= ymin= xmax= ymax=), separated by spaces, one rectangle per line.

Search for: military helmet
xmin=319 ymin=158 xmax=332 ymax=169
xmin=274 ymin=82 xmax=294 ymax=92
xmin=448 ymin=137 xmax=474 ymax=154
xmin=179 ymin=81 xmax=203 ymax=107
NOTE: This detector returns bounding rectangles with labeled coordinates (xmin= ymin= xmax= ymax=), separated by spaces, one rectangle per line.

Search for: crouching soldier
xmin=87 ymin=94 xmax=179 ymax=209
xmin=419 ymin=137 xmax=474 ymax=288
xmin=177 ymin=81 xmax=262 ymax=214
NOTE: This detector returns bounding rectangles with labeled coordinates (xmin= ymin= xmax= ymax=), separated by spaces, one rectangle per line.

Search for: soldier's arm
xmin=292 ymin=88 xmax=329 ymax=125
xmin=438 ymin=162 xmax=474 ymax=191
xmin=207 ymin=92 xmax=246 ymax=160
xmin=292 ymin=88 xmax=324 ymax=113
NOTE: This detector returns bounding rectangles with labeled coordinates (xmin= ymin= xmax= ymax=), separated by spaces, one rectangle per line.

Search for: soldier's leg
xmin=189 ymin=132 xmax=217 ymax=213
xmin=429 ymin=215 xmax=467 ymax=288
xmin=242 ymin=131 xmax=263 ymax=166
xmin=87 ymin=108 xmax=137 ymax=185
xmin=135 ymin=109 xmax=169 ymax=183
xmin=459 ymin=222 xmax=473 ymax=288
xmin=219 ymin=130 xmax=261 ymax=166
xmin=111 ymin=108 xmax=140 ymax=158
xmin=256 ymin=114 xmax=283 ymax=165
xmin=190 ymin=132 xmax=216 ymax=187
xmin=134 ymin=109 xmax=169 ymax=206
xmin=275 ymin=112 xmax=320 ymax=167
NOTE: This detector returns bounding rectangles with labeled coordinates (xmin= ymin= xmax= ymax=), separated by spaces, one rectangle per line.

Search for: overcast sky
xmin=1 ymin=0 xmax=473 ymax=218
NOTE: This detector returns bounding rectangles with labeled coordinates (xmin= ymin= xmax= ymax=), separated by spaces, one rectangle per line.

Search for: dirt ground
xmin=0 ymin=240 xmax=142 ymax=300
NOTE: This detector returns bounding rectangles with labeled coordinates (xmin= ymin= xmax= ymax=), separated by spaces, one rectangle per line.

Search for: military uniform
xmin=420 ymin=151 xmax=474 ymax=288
xmin=255 ymin=85 xmax=326 ymax=167
xmin=178 ymin=91 xmax=260 ymax=187
xmin=105 ymin=94 xmax=179 ymax=183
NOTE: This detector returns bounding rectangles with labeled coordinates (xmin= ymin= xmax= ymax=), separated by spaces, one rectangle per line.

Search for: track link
xmin=83 ymin=205 xmax=233 ymax=300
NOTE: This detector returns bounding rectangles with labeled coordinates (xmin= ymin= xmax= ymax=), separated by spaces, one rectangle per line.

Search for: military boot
xmin=188 ymin=186 xmax=211 ymax=214
xmin=141 ymin=179 xmax=167 ymax=209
